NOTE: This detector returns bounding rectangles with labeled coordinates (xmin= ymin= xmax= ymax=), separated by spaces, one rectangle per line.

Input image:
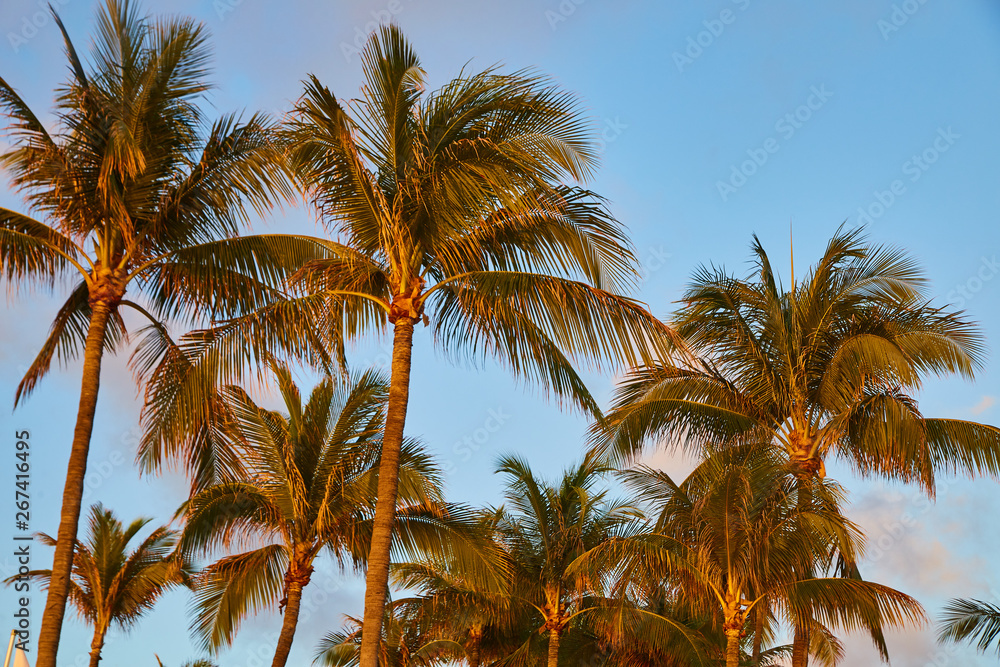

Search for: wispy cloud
xmin=971 ymin=395 xmax=996 ymax=416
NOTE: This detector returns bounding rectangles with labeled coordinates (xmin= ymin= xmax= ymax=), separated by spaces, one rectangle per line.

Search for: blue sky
xmin=2 ymin=1 xmax=1000 ymax=665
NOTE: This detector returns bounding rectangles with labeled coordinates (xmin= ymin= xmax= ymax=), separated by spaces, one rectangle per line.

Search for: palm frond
xmin=190 ymin=544 xmax=288 ymax=652
xmin=938 ymin=598 xmax=1000 ymax=655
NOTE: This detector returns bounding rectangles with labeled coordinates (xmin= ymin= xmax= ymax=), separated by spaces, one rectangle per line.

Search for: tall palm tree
xmin=574 ymin=449 xmax=926 ymax=667
xmin=0 ymin=2 xmax=331 ymax=663
xmin=138 ymin=26 xmax=678 ymax=667
xmin=5 ymin=504 xmax=191 ymax=667
xmin=177 ymin=362 xmax=484 ymax=667
xmin=938 ymin=598 xmax=1000 ymax=656
xmin=592 ymin=228 xmax=1000 ymax=665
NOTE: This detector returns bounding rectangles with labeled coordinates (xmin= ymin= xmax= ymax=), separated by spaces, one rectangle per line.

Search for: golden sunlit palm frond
xmin=190 ymin=544 xmax=289 ymax=653
xmin=176 ymin=366 xmax=459 ymax=661
xmin=597 ymin=226 xmax=994 ymax=491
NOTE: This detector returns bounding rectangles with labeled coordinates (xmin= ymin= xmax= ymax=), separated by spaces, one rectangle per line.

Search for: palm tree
xmin=492 ymin=455 xmax=619 ymax=667
xmin=574 ymin=449 xmax=926 ymax=667
xmin=397 ymin=543 xmax=724 ymax=667
xmin=5 ymin=504 xmax=191 ymax=667
xmin=593 ymin=228 xmax=1000 ymax=665
xmin=938 ymin=598 xmax=1000 ymax=656
xmin=138 ymin=26 xmax=678 ymax=667
xmin=0 ymin=2 xmax=331 ymax=663
xmin=399 ymin=457 xmax=620 ymax=667
xmin=315 ymin=599 xmax=464 ymax=667
xmin=390 ymin=539 xmax=512 ymax=667
xmin=177 ymin=361 xmax=484 ymax=667
xmin=485 ymin=455 xmax=710 ymax=667
xmin=396 ymin=456 xmax=718 ymax=667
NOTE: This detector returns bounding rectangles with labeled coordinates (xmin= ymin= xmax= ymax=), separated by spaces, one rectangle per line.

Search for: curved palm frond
xmin=938 ymin=598 xmax=1000 ymax=655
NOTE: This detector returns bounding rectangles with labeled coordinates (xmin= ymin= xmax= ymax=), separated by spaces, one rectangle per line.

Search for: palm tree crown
xmin=471 ymin=455 xmax=639 ymax=667
xmin=7 ymin=504 xmax=191 ymax=667
xmin=579 ymin=449 xmax=925 ymax=667
xmin=0 ymin=2 xmax=328 ymax=663
xmin=596 ymin=227 xmax=1000 ymax=490
xmin=178 ymin=362 xmax=483 ymax=667
xmin=315 ymin=599 xmax=464 ymax=667
xmin=139 ymin=25 xmax=678 ymax=667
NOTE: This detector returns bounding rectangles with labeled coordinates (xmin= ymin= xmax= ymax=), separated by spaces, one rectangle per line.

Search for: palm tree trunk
xmin=37 ymin=303 xmax=113 ymax=667
xmin=725 ymin=630 xmax=741 ymax=667
xmin=791 ymin=625 xmax=809 ymax=667
xmin=752 ymin=605 xmax=763 ymax=666
xmin=359 ymin=319 xmax=415 ymax=667
xmin=791 ymin=463 xmax=815 ymax=667
xmin=271 ymin=580 xmax=306 ymax=667
xmin=547 ymin=626 xmax=560 ymax=667
xmin=468 ymin=624 xmax=482 ymax=667
xmin=88 ymin=627 xmax=106 ymax=667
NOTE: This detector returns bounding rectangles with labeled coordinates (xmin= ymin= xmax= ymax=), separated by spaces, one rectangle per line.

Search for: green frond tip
xmin=938 ymin=598 xmax=1000 ymax=655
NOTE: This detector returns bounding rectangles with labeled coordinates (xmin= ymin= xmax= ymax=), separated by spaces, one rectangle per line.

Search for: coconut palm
xmin=938 ymin=598 xmax=1000 ymax=656
xmin=5 ymin=504 xmax=191 ymax=667
xmin=400 ymin=456 xmax=622 ymax=667
xmin=389 ymin=562 xmax=548 ymax=667
xmin=396 ymin=456 xmax=719 ymax=667
xmin=139 ymin=26 xmax=678 ymax=667
xmin=178 ymin=362 xmax=487 ymax=667
xmin=484 ymin=455 xmax=714 ymax=667
xmin=490 ymin=455 xmax=623 ymax=667
xmin=315 ymin=599 xmax=464 ymax=667
xmin=593 ymin=228 xmax=1000 ymax=664
xmin=595 ymin=227 xmax=1000 ymax=483
xmin=0 ymin=2 xmax=332 ymax=662
xmin=390 ymin=531 xmax=513 ymax=667
xmin=573 ymin=449 xmax=926 ymax=667
xmin=396 ymin=541 xmax=721 ymax=667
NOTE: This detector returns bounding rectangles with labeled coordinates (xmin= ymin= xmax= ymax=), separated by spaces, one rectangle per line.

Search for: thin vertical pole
xmin=4 ymin=629 xmax=16 ymax=667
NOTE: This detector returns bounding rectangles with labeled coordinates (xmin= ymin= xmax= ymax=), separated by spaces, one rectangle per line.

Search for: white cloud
xmin=971 ymin=395 xmax=996 ymax=416
xmin=639 ymin=446 xmax=701 ymax=481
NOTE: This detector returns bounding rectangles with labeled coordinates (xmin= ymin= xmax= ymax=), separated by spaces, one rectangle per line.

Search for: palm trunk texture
xmin=358 ymin=319 xmax=415 ymax=667
xmin=37 ymin=304 xmax=112 ymax=667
